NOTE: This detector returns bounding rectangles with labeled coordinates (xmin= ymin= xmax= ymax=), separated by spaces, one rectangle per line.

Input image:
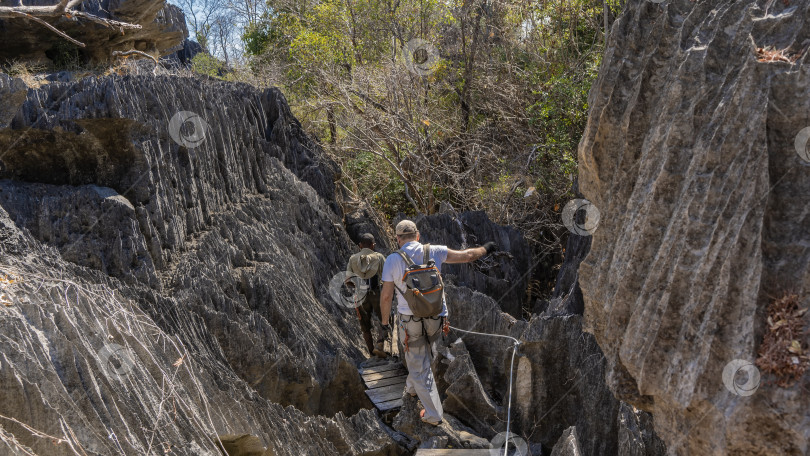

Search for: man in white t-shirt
xmin=380 ymin=219 xmax=496 ymax=426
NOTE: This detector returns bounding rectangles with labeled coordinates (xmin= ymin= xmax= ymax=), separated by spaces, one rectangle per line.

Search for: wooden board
xmin=414 ymin=450 xmax=493 ymax=455
xmin=360 ymin=359 xmax=408 ymax=412
xmin=363 ymin=374 xmax=408 ymax=389
xmin=376 ymin=397 xmax=403 ymax=411
xmin=359 ymin=362 xmax=404 ymax=375
xmin=364 ymin=382 xmax=407 ymax=403
xmin=361 ymin=367 xmax=407 ymax=382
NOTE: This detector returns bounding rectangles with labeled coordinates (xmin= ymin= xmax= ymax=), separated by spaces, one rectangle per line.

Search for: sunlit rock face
xmin=0 ymin=72 xmax=414 ymax=455
xmin=578 ymin=0 xmax=810 ymax=454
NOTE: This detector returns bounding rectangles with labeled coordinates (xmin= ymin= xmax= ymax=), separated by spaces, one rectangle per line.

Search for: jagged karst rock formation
xmin=0 ymin=74 xmax=27 ymax=128
xmin=0 ymin=62 xmax=559 ymax=453
xmin=439 ymin=284 xmax=666 ymax=455
xmin=578 ymin=0 xmax=810 ymax=454
xmin=0 ymin=0 xmax=190 ymax=63
xmin=0 ymin=71 xmax=412 ymax=454
xmin=13 ymin=0 xmax=803 ymax=452
xmin=0 ymin=203 xmax=408 ymax=456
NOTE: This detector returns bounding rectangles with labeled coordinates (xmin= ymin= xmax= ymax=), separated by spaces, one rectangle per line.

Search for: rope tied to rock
xmin=448 ymin=325 xmax=522 ymax=456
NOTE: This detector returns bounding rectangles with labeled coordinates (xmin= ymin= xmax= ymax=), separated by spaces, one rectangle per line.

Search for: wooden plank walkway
xmin=414 ymin=450 xmax=493 ymax=455
xmin=359 ymin=358 xmax=408 ymax=411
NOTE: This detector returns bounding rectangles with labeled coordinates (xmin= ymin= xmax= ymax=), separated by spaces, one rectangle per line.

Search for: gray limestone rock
xmin=0 ymin=205 xmax=404 ymax=456
xmin=0 ymin=72 xmax=400 ymax=454
xmin=443 ymin=284 xmax=665 ymax=455
xmin=550 ymin=426 xmax=581 ymax=456
xmin=578 ymin=0 xmax=810 ymax=453
xmin=441 ymin=339 xmax=503 ymax=438
xmin=617 ymin=402 xmax=666 ymax=456
xmin=391 ymin=393 xmax=490 ymax=451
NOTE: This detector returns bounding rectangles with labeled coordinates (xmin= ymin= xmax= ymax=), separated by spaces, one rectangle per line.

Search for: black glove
xmin=482 ymin=242 xmax=497 ymax=254
xmin=382 ymin=324 xmax=393 ymax=340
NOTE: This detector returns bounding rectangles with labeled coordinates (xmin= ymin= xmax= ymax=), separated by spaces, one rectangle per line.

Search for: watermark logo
xmin=489 ymin=431 xmax=529 ymax=456
xmin=794 ymin=126 xmax=810 ymax=163
xmin=327 ymin=272 xmax=369 ymax=309
xmin=402 ymin=39 xmax=440 ymax=76
xmin=561 ymin=199 xmax=601 ymax=236
xmin=169 ymin=111 xmax=208 ymax=149
xmin=98 ymin=343 xmax=136 ymax=379
xmin=722 ymin=359 xmax=760 ymax=397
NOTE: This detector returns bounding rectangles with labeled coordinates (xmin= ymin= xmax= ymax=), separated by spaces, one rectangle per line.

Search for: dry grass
xmin=2 ymin=60 xmax=47 ymax=88
xmin=756 ymin=46 xmax=802 ymax=63
xmin=756 ymin=294 xmax=810 ymax=387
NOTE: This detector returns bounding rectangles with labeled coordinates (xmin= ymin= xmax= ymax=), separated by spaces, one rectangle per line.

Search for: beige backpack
xmin=349 ymin=251 xmax=383 ymax=288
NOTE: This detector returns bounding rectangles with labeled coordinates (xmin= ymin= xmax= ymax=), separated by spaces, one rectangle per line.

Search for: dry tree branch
xmin=112 ymin=49 xmax=159 ymax=74
xmin=112 ymin=49 xmax=157 ymax=64
xmin=0 ymin=0 xmax=142 ymax=49
xmin=1 ymin=10 xmax=86 ymax=47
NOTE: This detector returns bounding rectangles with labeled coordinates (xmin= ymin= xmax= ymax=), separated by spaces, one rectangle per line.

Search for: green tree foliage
xmin=244 ymin=0 xmax=623 ymax=284
xmin=191 ymin=53 xmax=227 ymax=78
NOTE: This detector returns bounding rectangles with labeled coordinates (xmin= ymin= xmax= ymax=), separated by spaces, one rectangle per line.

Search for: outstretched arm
xmin=380 ymin=281 xmax=395 ymax=325
xmin=445 ymin=242 xmax=496 ymax=264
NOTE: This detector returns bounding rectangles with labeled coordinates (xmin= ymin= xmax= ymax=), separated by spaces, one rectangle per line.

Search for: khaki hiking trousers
xmin=399 ymin=315 xmax=443 ymax=424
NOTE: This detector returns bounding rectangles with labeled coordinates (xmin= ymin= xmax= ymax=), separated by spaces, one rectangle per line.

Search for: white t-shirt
xmin=382 ymin=241 xmax=449 ymax=316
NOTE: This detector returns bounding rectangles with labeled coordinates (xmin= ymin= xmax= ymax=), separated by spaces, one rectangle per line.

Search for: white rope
xmin=449 ymin=325 xmax=521 ymax=456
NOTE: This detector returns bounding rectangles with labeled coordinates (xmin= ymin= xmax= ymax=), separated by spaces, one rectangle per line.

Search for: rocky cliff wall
xmin=578 ymin=0 xmax=810 ymax=454
xmin=0 ymin=207 xmax=406 ymax=455
xmin=433 ymin=284 xmax=666 ymax=455
xmin=0 ymin=72 xmax=411 ymax=455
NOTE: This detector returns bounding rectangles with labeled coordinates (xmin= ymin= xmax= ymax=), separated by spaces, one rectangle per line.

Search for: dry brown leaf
xmin=756 ymin=46 xmax=801 ymax=63
xmin=788 ymin=340 xmax=803 ymax=354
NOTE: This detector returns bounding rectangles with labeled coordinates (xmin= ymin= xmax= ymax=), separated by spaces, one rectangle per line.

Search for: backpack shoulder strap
xmin=423 ymin=244 xmax=431 ymax=265
xmin=395 ymin=249 xmax=415 ymax=267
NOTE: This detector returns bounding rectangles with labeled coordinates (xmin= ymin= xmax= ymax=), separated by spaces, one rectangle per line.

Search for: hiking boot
xmin=372 ymin=341 xmax=388 ymax=358
xmin=419 ymin=409 xmax=442 ymax=426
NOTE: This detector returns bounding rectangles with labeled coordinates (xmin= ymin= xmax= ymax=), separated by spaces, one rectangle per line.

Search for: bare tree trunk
xmin=603 ymin=0 xmax=609 ymax=44
xmin=327 ymin=106 xmax=337 ymax=145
